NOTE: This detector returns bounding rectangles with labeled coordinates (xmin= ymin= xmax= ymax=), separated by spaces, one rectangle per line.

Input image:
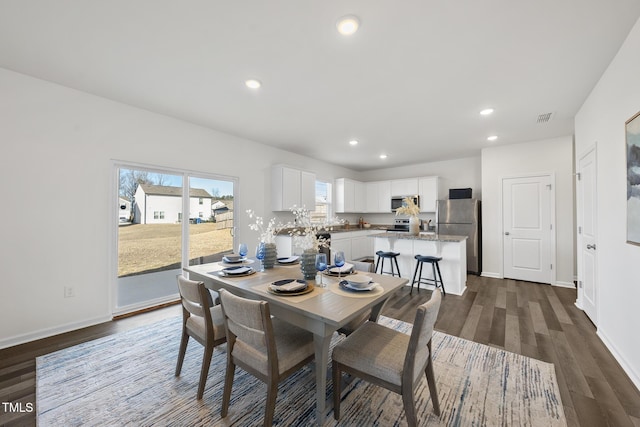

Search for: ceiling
xmin=1 ymin=1 xmax=640 ymax=171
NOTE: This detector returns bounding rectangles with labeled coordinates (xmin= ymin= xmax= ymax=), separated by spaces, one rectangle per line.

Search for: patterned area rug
xmin=36 ymin=316 xmax=566 ymax=426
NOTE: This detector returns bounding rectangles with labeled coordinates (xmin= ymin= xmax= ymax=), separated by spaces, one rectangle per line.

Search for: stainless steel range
xmin=386 ymin=218 xmax=411 ymax=232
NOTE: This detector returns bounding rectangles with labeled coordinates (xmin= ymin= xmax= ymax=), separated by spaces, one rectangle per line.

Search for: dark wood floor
xmin=1 ymin=275 xmax=639 ymax=426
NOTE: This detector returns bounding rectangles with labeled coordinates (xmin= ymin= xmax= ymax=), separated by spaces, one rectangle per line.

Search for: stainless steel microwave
xmin=391 ymin=195 xmax=420 ymax=212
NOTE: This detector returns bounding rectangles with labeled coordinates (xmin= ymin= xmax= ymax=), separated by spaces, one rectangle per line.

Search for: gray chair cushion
xmin=186 ymin=304 xmax=226 ymax=340
xmin=232 ymin=317 xmax=314 ymax=375
xmin=333 ymin=321 xmax=415 ymax=387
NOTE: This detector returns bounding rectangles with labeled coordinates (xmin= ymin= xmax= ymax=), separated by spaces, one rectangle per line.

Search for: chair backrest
xmin=219 ymin=289 xmax=277 ymax=375
xmin=350 ymin=260 xmax=374 ymax=273
xmin=403 ymin=289 xmax=442 ymax=385
xmin=176 ymin=275 xmax=213 ymax=318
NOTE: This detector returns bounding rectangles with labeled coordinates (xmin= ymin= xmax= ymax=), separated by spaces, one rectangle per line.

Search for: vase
xmin=409 ymin=216 xmax=420 ymax=235
xmin=262 ymin=243 xmax=277 ymax=269
xmin=299 ymin=249 xmax=318 ymax=280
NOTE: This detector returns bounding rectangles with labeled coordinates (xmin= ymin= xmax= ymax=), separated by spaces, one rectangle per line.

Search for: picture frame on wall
xmin=626 ymin=110 xmax=640 ymax=245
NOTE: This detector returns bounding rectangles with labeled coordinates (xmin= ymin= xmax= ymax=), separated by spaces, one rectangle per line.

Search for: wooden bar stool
xmin=411 ymin=255 xmax=446 ymax=295
xmin=375 ymin=251 xmax=401 ymax=277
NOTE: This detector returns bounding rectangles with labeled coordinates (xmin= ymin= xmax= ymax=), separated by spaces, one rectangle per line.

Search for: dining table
xmin=184 ymin=257 xmax=407 ymax=426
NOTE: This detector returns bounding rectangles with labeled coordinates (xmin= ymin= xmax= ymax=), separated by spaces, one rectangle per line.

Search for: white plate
xmin=277 ymin=256 xmax=300 ymax=264
xmin=328 ymin=262 xmax=354 ymax=274
xmin=346 ymin=274 xmax=372 ymax=288
xmin=223 ymin=256 xmax=246 ymax=263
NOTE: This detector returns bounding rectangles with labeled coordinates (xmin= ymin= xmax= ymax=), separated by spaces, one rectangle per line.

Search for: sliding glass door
xmin=115 ymin=165 xmax=235 ymax=314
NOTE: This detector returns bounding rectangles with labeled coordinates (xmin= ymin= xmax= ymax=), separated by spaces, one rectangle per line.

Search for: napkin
xmin=269 ymin=279 xmax=307 ymax=292
xmin=329 ymin=262 xmax=354 ymax=273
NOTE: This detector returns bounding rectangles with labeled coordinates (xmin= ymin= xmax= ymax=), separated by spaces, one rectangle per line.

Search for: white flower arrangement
xmin=246 ymin=209 xmax=283 ymax=244
xmin=395 ymin=196 xmax=420 ymax=217
xmin=287 ymin=206 xmax=339 ymax=252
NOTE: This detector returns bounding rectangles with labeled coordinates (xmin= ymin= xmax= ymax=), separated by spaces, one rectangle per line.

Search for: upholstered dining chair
xmin=218 ymin=289 xmax=315 ymax=426
xmin=332 ymin=289 xmax=443 ymax=426
xmin=174 ymin=275 xmax=226 ymax=399
xmin=337 ymin=259 xmax=378 ymax=336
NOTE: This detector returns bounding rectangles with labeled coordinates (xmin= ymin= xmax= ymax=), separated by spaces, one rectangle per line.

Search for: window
xmin=312 ymin=180 xmax=332 ymax=223
xmin=115 ymin=164 xmax=237 ymax=315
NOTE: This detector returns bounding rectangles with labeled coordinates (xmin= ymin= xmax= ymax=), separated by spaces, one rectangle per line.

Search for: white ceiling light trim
xmin=487 ymin=135 xmax=498 ymax=141
xmin=480 ymin=108 xmax=494 ymax=116
xmin=245 ymin=79 xmax=261 ymax=89
xmin=336 ymin=15 xmax=360 ymax=35
xmin=379 ymin=154 xmax=388 ymax=159
xmin=349 ymin=139 xmax=359 ymax=146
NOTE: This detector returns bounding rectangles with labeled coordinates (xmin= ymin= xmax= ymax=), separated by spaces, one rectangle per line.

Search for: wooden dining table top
xmin=184 ymin=259 xmax=408 ymax=330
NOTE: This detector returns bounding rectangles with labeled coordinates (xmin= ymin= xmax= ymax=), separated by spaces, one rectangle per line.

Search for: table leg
xmin=313 ymin=333 xmax=332 ymax=426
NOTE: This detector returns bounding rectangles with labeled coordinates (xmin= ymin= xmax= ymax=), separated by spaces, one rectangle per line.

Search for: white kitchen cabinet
xmin=272 ymin=166 xmax=316 ymax=211
xmin=365 ymin=181 xmax=392 ymax=213
xmin=335 ymin=178 xmax=365 ymax=213
xmin=418 ymin=176 xmax=439 ymax=212
xmin=330 ymin=234 xmax=352 ymax=261
xmin=351 ymin=234 xmax=373 ymax=260
xmin=391 ymin=178 xmax=418 ymax=196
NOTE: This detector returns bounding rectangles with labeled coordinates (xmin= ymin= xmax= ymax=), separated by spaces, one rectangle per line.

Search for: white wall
xmin=481 ymin=136 xmax=575 ymax=286
xmin=574 ymin=16 xmax=640 ymax=390
xmin=0 ymin=68 xmax=355 ymax=348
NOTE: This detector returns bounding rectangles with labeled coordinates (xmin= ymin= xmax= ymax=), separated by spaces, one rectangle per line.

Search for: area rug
xmin=36 ymin=316 xmax=566 ymax=426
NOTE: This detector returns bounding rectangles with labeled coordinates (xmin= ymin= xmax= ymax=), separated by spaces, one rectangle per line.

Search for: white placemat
xmin=252 ymin=282 xmax=325 ymax=303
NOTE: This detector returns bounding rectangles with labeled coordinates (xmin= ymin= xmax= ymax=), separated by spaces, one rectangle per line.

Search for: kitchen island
xmin=370 ymin=232 xmax=468 ymax=295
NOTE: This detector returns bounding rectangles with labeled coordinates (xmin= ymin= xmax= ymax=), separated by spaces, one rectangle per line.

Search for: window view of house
xmin=312 ymin=180 xmax=331 ymax=222
xmin=116 ymin=167 xmax=235 ymax=311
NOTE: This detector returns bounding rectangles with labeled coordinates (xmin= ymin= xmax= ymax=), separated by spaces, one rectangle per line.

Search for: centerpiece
xmin=246 ymin=210 xmax=282 ymax=269
xmin=395 ymin=196 xmax=421 ymax=235
xmin=286 ymin=206 xmax=335 ymax=280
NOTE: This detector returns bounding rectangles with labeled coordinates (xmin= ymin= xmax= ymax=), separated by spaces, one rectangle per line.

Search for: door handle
xmin=586 ymin=244 xmax=596 ymax=250
xmin=504 ymin=232 xmax=510 ymax=235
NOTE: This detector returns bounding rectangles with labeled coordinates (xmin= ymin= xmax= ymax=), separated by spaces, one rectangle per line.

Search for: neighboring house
xmin=118 ymin=197 xmax=131 ymax=223
xmin=133 ymin=184 xmax=213 ymax=224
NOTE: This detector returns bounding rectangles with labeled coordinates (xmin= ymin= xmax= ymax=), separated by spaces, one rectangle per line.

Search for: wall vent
xmin=537 ymin=112 xmax=554 ymax=123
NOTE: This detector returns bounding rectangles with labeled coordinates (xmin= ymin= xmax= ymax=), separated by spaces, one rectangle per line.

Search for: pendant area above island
xmin=369 ymin=232 xmax=468 ymax=295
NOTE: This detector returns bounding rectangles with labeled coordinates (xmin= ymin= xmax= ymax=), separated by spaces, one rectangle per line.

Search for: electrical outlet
xmin=64 ymin=286 xmax=75 ymax=298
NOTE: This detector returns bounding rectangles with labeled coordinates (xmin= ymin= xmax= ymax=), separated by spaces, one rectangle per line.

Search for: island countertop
xmin=369 ymin=232 xmax=467 ymax=243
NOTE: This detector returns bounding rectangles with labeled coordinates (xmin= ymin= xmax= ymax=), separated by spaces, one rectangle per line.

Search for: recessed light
xmin=480 ymin=108 xmax=494 ymax=116
xmin=336 ymin=15 xmax=360 ymax=36
xmin=379 ymin=154 xmax=387 ymax=159
xmin=349 ymin=139 xmax=359 ymax=146
xmin=487 ymin=135 xmax=498 ymax=141
xmin=245 ymin=79 xmax=261 ymax=89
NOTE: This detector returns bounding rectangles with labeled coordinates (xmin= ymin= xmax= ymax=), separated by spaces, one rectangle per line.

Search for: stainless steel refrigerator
xmin=436 ymin=199 xmax=482 ymax=275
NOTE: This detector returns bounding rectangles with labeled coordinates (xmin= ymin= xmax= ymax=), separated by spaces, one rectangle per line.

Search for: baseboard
xmin=0 ymin=314 xmax=112 ymax=350
xmin=597 ymin=329 xmax=640 ymax=394
xmin=553 ymin=281 xmax=576 ymax=289
xmin=481 ymin=271 xmax=502 ymax=279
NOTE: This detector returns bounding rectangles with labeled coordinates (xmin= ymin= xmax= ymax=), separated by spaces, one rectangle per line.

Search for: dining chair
xmin=337 ymin=259 xmax=378 ymax=336
xmin=174 ymin=275 xmax=227 ymax=399
xmin=218 ymin=289 xmax=315 ymax=425
xmin=332 ymin=288 xmax=443 ymax=426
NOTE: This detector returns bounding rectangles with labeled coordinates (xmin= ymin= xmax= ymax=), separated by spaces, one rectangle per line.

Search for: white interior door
xmin=503 ymin=175 xmax=553 ymax=284
xmin=577 ymin=148 xmax=598 ymax=324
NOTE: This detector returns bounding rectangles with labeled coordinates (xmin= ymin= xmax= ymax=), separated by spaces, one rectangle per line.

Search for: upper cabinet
xmin=272 ymin=165 xmax=316 ymax=211
xmin=390 ymin=178 xmax=418 ymax=196
xmin=418 ymin=176 xmax=439 ymax=212
xmin=365 ymin=181 xmax=392 ymax=213
xmin=336 ymin=175 xmax=438 ymax=214
xmin=335 ymin=178 xmax=365 ymax=213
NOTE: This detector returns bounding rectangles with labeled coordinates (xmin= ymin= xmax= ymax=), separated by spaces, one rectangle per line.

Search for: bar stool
xmin=375 ymin=251 xmax=401 ymax=277
xmin=411 ymin=255 xmax=446 ymax=296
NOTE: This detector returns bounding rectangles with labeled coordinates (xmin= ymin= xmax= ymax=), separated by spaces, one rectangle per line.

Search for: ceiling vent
xmin=537 ymin=112 xmax=554 ymax=123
